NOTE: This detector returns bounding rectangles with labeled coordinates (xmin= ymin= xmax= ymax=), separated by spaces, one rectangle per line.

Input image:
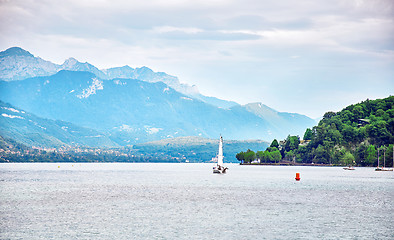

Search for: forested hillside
xmin=301 ymin=96 xmax=394 ymax=166
xmin=237 ymin=96 xmax=394 ymax=166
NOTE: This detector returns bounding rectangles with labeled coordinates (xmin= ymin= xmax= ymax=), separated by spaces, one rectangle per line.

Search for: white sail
xmin=213 ymin=135 xmax=227 ymax=174
xmin=217 ymin=135 xmax=223 ymax=166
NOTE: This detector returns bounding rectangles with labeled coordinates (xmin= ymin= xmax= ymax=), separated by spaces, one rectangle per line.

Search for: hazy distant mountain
xmin=61 ymin=57 xmax=107 ymax=79
xmin=104 ymin=66 xmax=239 ymax=109
xmin=0 ymin=70 xmax=314 ymax=145
xmin=0 ymin=47 xmax=58 ymax=81
xmin=0 ymin=47 xmax=107 ymax=81
xmin=104 ymin=66 xmax=199 ymax=98
xmin=241 ymin=102 xmax=316 ymax=137
xmin=0 ymin=47 xmax=237 ymax=109
xmin=0 ymin=101 xmax=117 ymax=148
xmin=0 ymin=47 xmax=316 ymax=145
xmin=188 ymin=94 xmax=239 ymax=109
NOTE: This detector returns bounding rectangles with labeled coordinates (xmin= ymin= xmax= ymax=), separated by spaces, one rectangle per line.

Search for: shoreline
xmin=240 ymin=162 xmax=342 ymax=167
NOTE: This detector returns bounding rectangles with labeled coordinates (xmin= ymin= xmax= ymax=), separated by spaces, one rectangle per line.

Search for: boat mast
xmin=377 ymin=148 xmax=380 ymax=168
xmin=217 ymin=135 xmax=223 ymax=166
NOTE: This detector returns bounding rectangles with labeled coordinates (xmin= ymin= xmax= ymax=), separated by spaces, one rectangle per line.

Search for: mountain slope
xmin=0 ymin=47 xmax=316 ymax=144
xmin=0 ymin=100 xmax=118 ymax=148
xmin=0 ymin=70 xmax=310 ymax=144
xmin=242 ymin=102 xmax=317 ymax=136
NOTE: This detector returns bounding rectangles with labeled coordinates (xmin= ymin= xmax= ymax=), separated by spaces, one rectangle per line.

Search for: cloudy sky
xmin=1 ymin=0 xmax=393 ymax=118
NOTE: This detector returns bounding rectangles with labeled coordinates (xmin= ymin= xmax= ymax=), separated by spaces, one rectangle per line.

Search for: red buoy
xmin=295 ymin=172 xmax=301 ymax=181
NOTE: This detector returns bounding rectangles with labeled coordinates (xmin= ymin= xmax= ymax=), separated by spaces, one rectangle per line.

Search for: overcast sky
xmin=1 ymin=0 xmax=393 ymax=118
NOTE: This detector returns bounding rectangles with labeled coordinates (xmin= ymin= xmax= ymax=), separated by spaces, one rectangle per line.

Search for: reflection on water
xmin=1 ymin=163 xmax=393 ymax=239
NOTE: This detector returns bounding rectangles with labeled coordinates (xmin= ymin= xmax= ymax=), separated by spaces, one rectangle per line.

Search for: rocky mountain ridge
xmin=0 ymin=47 xmax=237 ymax=108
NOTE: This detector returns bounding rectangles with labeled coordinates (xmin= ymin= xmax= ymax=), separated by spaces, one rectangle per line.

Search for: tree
xmin=342 ymin=125 xmax=357 ymax=144
xmin=353 ymin=105 xmax=364 ymax=120
xmin=341 ymin=151 xmax=355 ymax=166
xmin=356 ymin=127 xmax=367 ymax=143
xmin=355 ymin=144 xmax=367 ymax=166
xmin=313 ymin=144 xmax=329 ymax=164
xmin=296 ymin=145 xmax=307 ymax=163
xmin=365 ymin=145 xmax=376 ymax=166
xmin=323 ymin=111 xmax=336 ymax=120
xmin=256 ymin=151 xmax=264 ymax=161
xmin=266 ymin=147 xmax=278 ymax=152
xmin=303 ymin=128 xmax=313 ymax=141
xmin=366 ymin=120 xmax=391 ymax=145
xmin=271 ymin=150 xmax=282 ymax=163
xmin=244 ymin=149 xmax=256 ymax=164
xmin=236 ymin=151 xmax=245 ymax=163
xmin=261 ymin=150 xmax=273 ymax=163
xmin=327 ymin=128 xmax=342 ymax=146
xmin=285 ymin=150 xmax=295 ymax=162
xmin=375 ymin=109 xmax=385 ymax=117
xmin=341 ymin=110 xmax=355 ymax=123
xmin=270 ymin=139 xmax=279 ymax=148
xmin=386 ymin=144 xmax=394 ymax=167
xmin=388 ymin=118 xmax=394 ymax=136
xmin=285 ymin=135 xmax=300 ymax=152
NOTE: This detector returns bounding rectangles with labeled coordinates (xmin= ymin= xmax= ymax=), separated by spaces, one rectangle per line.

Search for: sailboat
xmin=375 ymin=147 xmax=393 ymax=171
xmin=213 ymin=135 xmax=228 ymax=174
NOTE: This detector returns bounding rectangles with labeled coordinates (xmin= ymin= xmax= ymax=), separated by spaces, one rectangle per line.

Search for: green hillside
xmin=237 ymin=96 xmax=394 ymax=167
xmin=303 ymin=96 xmax=394 ymax=166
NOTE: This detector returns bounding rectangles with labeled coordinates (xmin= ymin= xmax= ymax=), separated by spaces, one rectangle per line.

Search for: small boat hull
xmin=343 ymin=167 xmax=355 ymax=170
xmin=375 ymin=167 xmax=393 ymax=171
xmin=213 ymin=166 xmax=227 ymax=174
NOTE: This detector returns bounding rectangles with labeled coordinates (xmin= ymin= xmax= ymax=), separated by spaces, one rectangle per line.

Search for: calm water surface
xmin=0 ymin=163 xmax=393 ymax=239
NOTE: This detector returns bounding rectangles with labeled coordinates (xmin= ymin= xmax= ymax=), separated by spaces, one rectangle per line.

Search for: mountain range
xmin=0 ymin=47 xmax=316 ymax=147
xmin=0 ymin=100 xmax=117 ymax=148
xmin=0 ymin=47 xmax=236 ymax=109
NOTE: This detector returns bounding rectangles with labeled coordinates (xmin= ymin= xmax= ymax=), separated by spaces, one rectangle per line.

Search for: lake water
xmin=0 ymin=163 xmax=393 ymax=239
